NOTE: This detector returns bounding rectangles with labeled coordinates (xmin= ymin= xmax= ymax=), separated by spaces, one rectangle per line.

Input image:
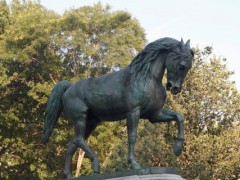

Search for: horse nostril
xmin=166 ymin=82 xmax=172 ymax=90
xmin=173 ymin=87 xmax=178 ymax=91
xmin=172 ymin=87 xmax=181 ymax=93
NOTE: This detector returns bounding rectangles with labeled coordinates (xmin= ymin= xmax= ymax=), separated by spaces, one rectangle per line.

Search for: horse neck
xmin=150 ymin=54 xmax=166 ymax=83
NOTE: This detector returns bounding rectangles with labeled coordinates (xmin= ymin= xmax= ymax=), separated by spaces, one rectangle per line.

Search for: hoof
xmin=92 ymin=172 xmax=100 ymax=176
xmin=132 ymin=163 xmax=141 ymax=170
xmin=173 ymin=141 xmax=183 ymax=156
xmin=92 ymin=160 xmax=100 ymax=174
xmin=129 ymin=160 xmax=141 ymax=169
xmin=64 ymin=174 xmax=72 ymax=180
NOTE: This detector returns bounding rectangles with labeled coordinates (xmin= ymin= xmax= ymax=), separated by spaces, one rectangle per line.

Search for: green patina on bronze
xmin=43 ymin=37 xmax=194 ymax=178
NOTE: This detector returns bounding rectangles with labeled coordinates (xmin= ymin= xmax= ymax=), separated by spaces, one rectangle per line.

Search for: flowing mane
xmin=130 ymin=37 xmax=185 ymax=83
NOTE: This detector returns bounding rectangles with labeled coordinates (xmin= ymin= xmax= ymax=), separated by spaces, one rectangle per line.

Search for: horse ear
xmin=181 ymin=38 xmax=184 ymax=47
xmin=185 ymin=39 xmax=190 ymax=49
xmin=180 ymin=38 xmax=185 ymax=51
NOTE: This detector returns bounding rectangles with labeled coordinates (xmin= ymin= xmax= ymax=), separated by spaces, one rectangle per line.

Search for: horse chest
xmin=141 ymin=85 xmax=166 ymax=117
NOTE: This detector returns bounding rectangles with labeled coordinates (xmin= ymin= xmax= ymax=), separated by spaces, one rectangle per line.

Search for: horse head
xmin=165 ymin=38 xmax=194 ymax=95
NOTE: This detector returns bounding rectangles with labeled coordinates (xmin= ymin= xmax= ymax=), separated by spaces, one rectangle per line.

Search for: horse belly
xmin=87 ymin=97 xmax=129 ymax=121
xmin=90 ymin=106 xmax=128 ymax=121
xmin=86 ymin=92 xmax=129 ymax=121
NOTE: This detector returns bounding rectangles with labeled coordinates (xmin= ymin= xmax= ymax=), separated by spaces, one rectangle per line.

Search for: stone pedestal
xmin=75 ymin=167 xmax=184 ymax=180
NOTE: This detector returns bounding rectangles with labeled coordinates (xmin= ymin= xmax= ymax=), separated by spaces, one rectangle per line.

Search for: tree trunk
xmin=75 ymin=149 xmax=85 ymax=177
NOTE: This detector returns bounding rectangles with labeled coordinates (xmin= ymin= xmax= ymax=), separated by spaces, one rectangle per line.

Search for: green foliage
xmin=103 ymin=121 xmax=178 ymax=173
xmin=176 ymin=124 xmax=240 ymax=179
xmin=0 ymin=0 xmax=10 ymax=34
xmin=57 ymin=2 xmax=145 ymax=79
xmin=0 ymin=1 xmax=64 ymax=178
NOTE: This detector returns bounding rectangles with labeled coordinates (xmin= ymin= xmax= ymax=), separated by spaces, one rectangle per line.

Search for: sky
xmin=25 ymin=0 xmax=240 ymax=89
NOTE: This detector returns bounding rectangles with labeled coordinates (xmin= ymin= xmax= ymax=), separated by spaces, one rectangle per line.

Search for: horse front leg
xmin=127 ymin=108 xmax=141 ymax=169
xmin=149 ymin=109 xmax=184 ymax=156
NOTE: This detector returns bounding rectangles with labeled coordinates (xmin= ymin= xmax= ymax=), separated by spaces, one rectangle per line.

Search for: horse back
xmin=63 ymin=68 xmax=134 ymax=120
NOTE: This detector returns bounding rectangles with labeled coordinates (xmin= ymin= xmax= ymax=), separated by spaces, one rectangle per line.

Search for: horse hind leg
xmin=73 ymin=114 xmax=100 ymax=175
xmin=64 ymin=138 xmax=78 ymax=179
xmin=62 ymin=95 xmax=100 ymax=177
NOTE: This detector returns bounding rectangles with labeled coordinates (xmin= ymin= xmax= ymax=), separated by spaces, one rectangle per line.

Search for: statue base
xmin=74 ymin=167 xmax=184 ymax=180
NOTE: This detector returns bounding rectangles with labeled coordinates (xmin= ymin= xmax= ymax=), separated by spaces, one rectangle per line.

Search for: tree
xmin=57 ymin=2 xmax=145 ymax=79
xmin=0 ymin=1 xmax=63 ymax=178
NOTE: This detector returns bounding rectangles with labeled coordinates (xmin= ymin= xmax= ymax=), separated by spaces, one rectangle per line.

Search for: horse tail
xmin=42 ymin=80 xmax=72 ymax=144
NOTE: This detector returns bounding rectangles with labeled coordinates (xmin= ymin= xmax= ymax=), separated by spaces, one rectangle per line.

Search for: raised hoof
xmin=173 ymin=141 xmax=183 ymax=156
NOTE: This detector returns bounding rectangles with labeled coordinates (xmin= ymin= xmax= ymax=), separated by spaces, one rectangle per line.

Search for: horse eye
xmin=179 ymin=64 xmax=185 ymax=70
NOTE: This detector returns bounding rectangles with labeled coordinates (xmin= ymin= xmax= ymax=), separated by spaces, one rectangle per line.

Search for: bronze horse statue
xmin=43 ymin=37 xmax=194 ymax=178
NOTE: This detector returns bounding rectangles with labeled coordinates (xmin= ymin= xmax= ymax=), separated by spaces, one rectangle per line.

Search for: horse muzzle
xmin=166 ymin=82 xmax=181 ymax=95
